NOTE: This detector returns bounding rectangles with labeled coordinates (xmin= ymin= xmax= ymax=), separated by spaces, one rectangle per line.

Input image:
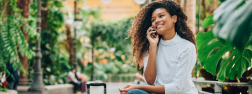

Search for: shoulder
xmin=179 ymin=39 xmax=196 ymax=55
xmin=68 ymin=72 xmax=73 ymax=75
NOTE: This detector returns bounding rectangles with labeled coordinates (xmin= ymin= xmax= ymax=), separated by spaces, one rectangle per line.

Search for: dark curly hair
xmin=128 ymin=0 xmax=195 ymax=70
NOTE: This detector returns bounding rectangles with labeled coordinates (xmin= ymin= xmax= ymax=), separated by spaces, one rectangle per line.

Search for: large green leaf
xmin=196 ymin=31 xmax=252 ymax=82
xmin=201 ymin=14 xmax=214 ymax=29
xmin=213 ymin=0 xmax=252 ymax=51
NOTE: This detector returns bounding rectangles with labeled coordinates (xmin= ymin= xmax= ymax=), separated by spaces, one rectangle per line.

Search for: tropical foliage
xmin=0 ymin=0 xmax=36 ymax=76
xmin=83 ymin=18 xmax=137 ymax=80
xmin=196 ymin=0 xmax=252 ymax=82
xmin=27 ymin=0 xmax=74 ymax=85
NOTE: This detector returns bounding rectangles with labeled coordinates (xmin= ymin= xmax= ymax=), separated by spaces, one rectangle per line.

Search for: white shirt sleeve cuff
xmin=164 ymin=83 xmax=177 ymax=94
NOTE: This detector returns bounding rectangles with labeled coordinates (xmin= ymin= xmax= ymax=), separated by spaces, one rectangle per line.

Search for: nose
xmin=155 ymin=18 xmax=161 ymax=24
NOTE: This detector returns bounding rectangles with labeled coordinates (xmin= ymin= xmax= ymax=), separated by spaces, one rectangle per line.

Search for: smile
xmin=156 ymin=24 xmax=163 ymax=30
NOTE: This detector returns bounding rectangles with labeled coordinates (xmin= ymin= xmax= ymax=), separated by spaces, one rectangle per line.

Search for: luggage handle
xmin=87 ymin=83 xmax=106 ymax=94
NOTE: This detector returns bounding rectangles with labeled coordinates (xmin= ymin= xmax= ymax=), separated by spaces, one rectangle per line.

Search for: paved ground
xmin=17 ymin=82 xmax=134 ymax=94
xmin=86 ymin=82 xmax=131 ymax=94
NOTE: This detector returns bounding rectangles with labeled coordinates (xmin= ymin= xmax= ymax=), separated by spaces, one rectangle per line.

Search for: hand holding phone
xmin=150 ymin=30 xmax=157 ymax=38
xmin=147 ymin=26 xmax=159 ymax=45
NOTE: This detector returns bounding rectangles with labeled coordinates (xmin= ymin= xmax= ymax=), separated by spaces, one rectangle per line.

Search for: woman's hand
xmin=146 ymin=26 xmax=159 ymax=46
xmin=119 ymin=86 xmax=127 ymax=94
xmin=118 ymin=84 xmax=139 ymax=93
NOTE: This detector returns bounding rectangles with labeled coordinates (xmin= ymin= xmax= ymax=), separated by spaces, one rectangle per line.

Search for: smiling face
xmin=151 ymin=8 xmax=177 ymax=36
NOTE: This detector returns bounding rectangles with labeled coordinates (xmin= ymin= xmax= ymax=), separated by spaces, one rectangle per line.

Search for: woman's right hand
xmin=146 ymin=26 xmax=159 ymax=46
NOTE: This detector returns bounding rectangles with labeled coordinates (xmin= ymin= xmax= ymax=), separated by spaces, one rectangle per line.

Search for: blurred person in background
xmin=0 ymin=69 xmax=7 ymax=89
xmin=133 ymin=73 xmax=144 ymax=84
xmin=75 ymin=67 xmax=88 ymax=93
xmin=6 ymin=60 xmax=19 ymax=90
xmin=67 ymin=68 xmax=81 ymax=93
xmin=119 ymin=0 xmax=197 ymax=94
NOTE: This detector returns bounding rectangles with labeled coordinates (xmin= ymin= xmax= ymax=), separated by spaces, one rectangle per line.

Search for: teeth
xmin=157 ymin=25 xmax=163 ymax=28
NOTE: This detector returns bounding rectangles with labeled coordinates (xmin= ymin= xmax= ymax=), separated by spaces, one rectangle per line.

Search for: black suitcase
xmin=87 ymin=83 xmax=106 ymax=94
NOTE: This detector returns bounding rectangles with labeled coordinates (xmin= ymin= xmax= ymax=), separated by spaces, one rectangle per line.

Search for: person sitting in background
xmin=6 ymin=61 xmax=19 ymax=90
xmin=67 ymin=68 xmax=81 ymax=92
xmin=133 ymin=73 xmax=144 ymax=84
xmin=77 ymin=72 xmax=88 ymax=93
xmin=0 ymin=70 xmax=7 ymax=88
xmin=75 ymin=70 xmax=88 ymax=93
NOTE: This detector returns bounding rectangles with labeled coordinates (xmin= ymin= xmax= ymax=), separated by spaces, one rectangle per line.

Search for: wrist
xmin=149 ymin=45 xmax=157 ymax=50
xmin=137 ymin=85 xmax=143 ymax=90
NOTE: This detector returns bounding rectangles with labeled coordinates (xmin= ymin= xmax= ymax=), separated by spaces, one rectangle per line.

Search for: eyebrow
xmin=152 ymin=12 xmax=164 ymax=19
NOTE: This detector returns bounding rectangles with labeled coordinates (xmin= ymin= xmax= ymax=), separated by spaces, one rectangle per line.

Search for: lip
xmin=156 ymin=24 xmax=163 ymax=30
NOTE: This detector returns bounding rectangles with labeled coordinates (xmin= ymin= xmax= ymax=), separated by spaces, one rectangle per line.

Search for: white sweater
xmin=143 ymin=33 xmax=198 ymax=94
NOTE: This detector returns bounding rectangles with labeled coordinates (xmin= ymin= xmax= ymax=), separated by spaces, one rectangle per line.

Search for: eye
xmin=159 ymin=15 xmax=164 ymax=18
xmin=151 ymin=19 xmax=155 ymax=22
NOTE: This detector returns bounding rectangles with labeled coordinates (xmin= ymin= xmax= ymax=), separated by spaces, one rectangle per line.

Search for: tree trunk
xmin=186 ymin=0 xmax=196 ymax=34
xmin=65 ymin=24 xmax=74 ymax=65
xmin=42 ymin=1 xmax=49 ymax=30
xmin=17 ymin=0 xmax=29 ymax=86
xmin=201 ymin=0 xmax=208 ymax=32
xmin=209 ymin=0 xmax=218 ymax=14
xmin=180 ymin=0 xmax=185 ymax=9
xmin=186 ymin=0 xmax=196 ymax=77
xmin=40 ymin=0 xmax=50 ymax=81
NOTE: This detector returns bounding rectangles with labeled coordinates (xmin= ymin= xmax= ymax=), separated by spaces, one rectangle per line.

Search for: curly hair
xmin=128 ymin=0 xmax=195 ymax=70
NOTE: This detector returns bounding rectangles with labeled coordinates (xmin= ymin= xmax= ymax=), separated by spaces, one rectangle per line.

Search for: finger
xmin=119 ymin=88 xmax=129 ymax=92
xmin=147 ymin=27 xmax=155 ymax=33
xmin=149 ymin=31 xmax=157 ymax=38
xmin=119 ymin=86 xmax=123 ymax=90
xmin=147 ymin=31 xmax=156 ymax=38
xmin=150 ymin=30 xmax=157 ymax=33
xmin=124 ymin=84 xmax=131 ymax=88
xmin=119 ymin=86 xmax=124 ymax=90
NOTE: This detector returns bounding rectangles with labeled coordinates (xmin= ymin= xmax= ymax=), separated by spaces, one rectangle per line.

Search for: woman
xmin=119 ymin=0 xmax=198 ymax=94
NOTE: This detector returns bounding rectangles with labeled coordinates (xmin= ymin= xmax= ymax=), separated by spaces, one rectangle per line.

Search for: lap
xmin=127 ymin=89 xmax=150 ymax=94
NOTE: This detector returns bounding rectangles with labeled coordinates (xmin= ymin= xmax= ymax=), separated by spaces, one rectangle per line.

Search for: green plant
xmin=196 ymin=0 xmax=252 ymax=82
xmin=87 ymin=18 xmax=137 ymax=79
xmin=0 ymin=0 xmax=36 ymax=76
xmin=28 ymin=0 xmax=71 ymax=85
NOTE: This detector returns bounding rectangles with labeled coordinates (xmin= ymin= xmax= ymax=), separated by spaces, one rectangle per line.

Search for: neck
xmin=162 ymin=27 xmax=176 ymax=40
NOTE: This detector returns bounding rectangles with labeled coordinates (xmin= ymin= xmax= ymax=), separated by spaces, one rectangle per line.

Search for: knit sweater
xmin=143 ymin=33 xmax=198 ymax=94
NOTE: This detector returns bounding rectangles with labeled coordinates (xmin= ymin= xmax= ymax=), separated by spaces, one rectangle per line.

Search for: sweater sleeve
xmin=164 ymin=46 xmax=196 ymax=94
xmin=142 ymin=54 xmax=149 ymax=84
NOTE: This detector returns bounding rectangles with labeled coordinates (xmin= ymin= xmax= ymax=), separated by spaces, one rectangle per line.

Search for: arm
xmin=144 ymin=27 xmax=159 ymax=85
xmin=119 ymin=84 xmax=165 ymax=94
xmin=144 ymin=45 xmax=157 ymax=85
xmin=139 ymin=85 xmax=165 ymax=93
xmin=68 ymin=72 xmax=79 ymax=83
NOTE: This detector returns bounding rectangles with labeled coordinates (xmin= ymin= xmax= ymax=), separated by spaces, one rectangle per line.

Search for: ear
xmin=172 ymin=15 xmax=177 ymax=23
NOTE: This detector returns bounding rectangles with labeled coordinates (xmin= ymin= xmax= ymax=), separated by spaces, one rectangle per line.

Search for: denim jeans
xmin=127 ymin=89 xmax=150 ymax=94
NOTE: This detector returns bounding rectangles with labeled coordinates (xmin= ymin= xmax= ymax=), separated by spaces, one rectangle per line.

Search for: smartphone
xmin=150 ymin=30 xmax=157 ymax=38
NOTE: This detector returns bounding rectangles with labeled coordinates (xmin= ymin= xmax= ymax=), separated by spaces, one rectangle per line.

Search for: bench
xmin=17 ymin=84 xmax=74 ymax=94
xmin=193 ymin=77 xmax=252 ymax=94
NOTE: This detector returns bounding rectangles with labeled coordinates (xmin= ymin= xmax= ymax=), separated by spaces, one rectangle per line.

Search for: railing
xmin=192 ymin=77 xmax=252 ymax=94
